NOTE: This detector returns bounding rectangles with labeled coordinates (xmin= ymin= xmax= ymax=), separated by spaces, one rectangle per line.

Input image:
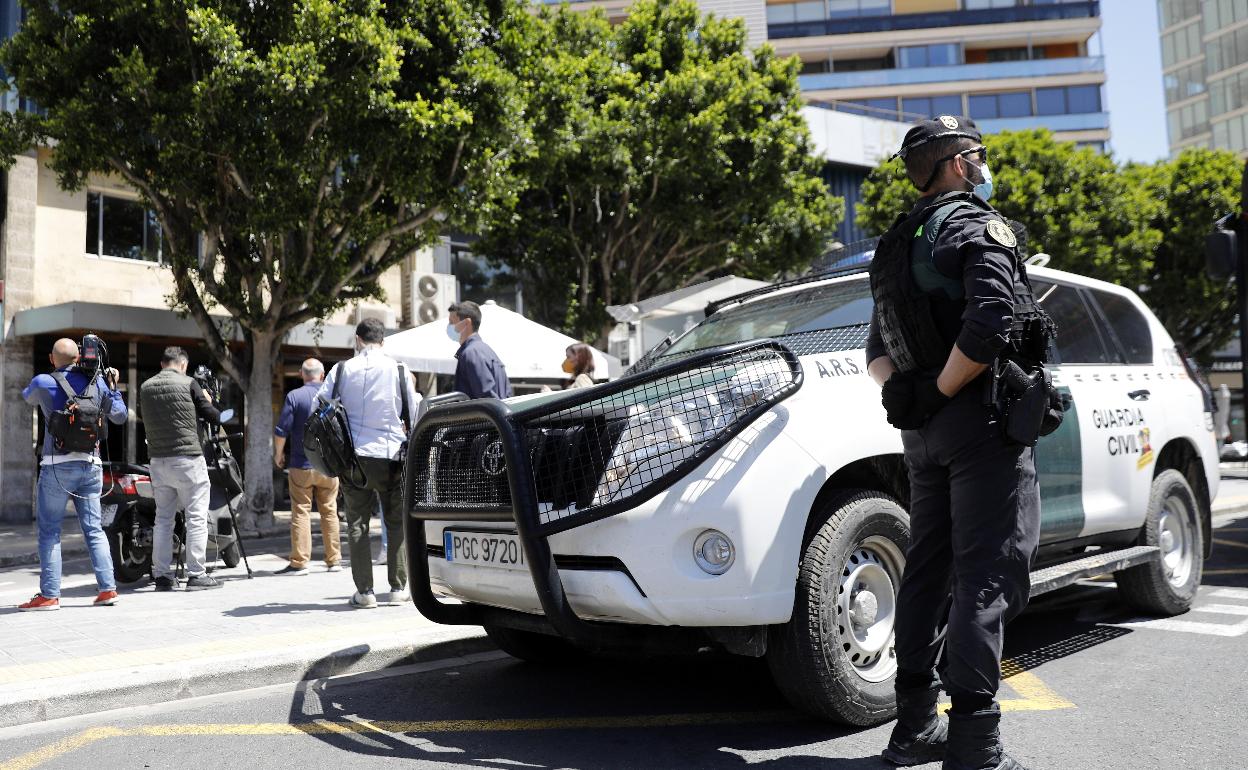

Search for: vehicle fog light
xmin=693 ymin=530 xmax=735 ymax=575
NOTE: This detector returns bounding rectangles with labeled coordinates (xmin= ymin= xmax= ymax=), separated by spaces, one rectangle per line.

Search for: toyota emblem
xmin=481 ymin=440 xmax=506 ymax=477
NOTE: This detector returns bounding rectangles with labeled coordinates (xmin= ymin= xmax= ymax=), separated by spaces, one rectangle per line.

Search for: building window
xmin=767 ymin=1 xmax=824 ymax=25
xmin=969 ymin=91 xmax=1032 ymax=119
xmin=85 ymin=192 xmax=163 ymax=263
xmin=1209 ymin=68 xmax=1248 ymax=118
xmin=1204 ymin=0 xmax=1248 ymax=36
xmin=826 ymin=0 xmax=890 ymax=19
xmin=799 ymin=58 xmax=832 ymax=75
xmin=1164 ymin=61 xmax=1207 ymax=105
xmin=902 ymin=95 xmax=965 ymax=119
xmin=832 ymin=52 xmax=895 ymax=72
xmin=1206 ymin=25 xmax=1248 ymax=78
xmin=897 ymin=43 xmax=963 ymax=68
xmin=964 ymin=0 xmax=1020 ymax=9
xmin=1162 ymin=20 xmax=1204 ymax=69
xmin=1159 ymin=0 xmax=1201 ymax=29
xmin=1167 ymin=99 xmax=1210 ymax=143
xmin=1034 ymin=85 xmax=1101 ymax=116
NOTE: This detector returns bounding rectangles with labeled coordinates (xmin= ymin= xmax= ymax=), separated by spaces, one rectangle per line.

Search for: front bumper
xmin=403 ymin=341 xmax=803 ymax=647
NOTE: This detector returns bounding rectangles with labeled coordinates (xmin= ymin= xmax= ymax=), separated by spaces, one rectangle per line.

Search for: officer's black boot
xmin=943 ymin=706 xmax=1029 ymax=770
xmin=881 ymin=680 xmax=947 ymax=766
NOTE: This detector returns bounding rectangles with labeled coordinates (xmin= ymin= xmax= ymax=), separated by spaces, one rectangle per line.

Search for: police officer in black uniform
xmin=866 ymin=116 xmax=1049 ymax=770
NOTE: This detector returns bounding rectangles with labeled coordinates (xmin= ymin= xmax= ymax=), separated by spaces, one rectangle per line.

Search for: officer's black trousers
xmin=894 ymin=390 xmax=1041 ymax=706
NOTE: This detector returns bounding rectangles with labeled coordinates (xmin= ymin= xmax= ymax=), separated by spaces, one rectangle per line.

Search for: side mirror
xmin=1207 ymin=213 xmax=1240 ymax=281
xmin=219 ymin=408 xmax=235 ymax=423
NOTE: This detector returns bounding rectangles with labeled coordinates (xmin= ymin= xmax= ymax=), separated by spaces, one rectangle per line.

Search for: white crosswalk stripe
xmin=1116 ymin=586 xmax=1248 ymax=637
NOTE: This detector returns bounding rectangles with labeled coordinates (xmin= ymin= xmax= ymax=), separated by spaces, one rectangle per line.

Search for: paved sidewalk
xmin=0 ymin=545 xmax=488 ymax=729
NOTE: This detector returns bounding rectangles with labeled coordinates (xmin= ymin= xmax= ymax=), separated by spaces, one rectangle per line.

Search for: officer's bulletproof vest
xmin=869 ymin=192 xmax=1055 ymax=374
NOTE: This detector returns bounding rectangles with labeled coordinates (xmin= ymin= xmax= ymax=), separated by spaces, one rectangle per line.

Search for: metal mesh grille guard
xmin=406 ymin=340 xmax=803 ymax=537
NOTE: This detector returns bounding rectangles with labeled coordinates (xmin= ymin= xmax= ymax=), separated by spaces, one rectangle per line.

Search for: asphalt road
xmin=2 ymin=509 xmax=1245 ymax=770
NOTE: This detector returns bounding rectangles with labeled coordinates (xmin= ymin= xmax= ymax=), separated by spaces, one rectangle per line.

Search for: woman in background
xmin=563 ymin=344 xmax=596 ymax=389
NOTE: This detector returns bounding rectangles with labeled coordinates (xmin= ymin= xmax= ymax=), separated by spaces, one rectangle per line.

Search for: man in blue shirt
xmin=19 ymin=338 xmax=128 ymax=611
xmin=273 ymin=358 xmax=340 ymax=576
xmin=448 ymin=301 xmax=512 ymax=400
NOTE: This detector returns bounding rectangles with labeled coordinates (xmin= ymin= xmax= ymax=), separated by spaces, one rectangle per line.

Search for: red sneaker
xmin=18 ymin=594 xmax=59 ymax=612
xmin=93 ymin=590 xmax=119 ymax=606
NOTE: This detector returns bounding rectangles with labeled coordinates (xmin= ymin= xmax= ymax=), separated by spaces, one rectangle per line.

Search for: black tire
xmin=108 ymin=518 xmax=151 ymax=585
xmin=484 ymin=624 xmax=585 ymax=665
xmin=766 ymin=490 xmax=909 ymax=726
xmin=1115 ymin=469 xmax=1203 ymax=616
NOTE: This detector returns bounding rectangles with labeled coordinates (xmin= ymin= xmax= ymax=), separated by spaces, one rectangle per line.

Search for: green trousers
xmin=340 ymin=455 xmax=407 ymax=594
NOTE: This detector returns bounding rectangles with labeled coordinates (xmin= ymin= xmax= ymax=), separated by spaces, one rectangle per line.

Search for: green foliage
xmin=476 ymin=0 xmax=842 ymax=342
xmin=0 ymin=0 xmax=534 ymax=515
xmin=857 ymin=129 xmax=1244 ymax=365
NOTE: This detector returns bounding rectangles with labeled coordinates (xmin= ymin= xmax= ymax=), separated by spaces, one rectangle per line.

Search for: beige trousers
xmin=287 ymin=467 xmax=341 ymax=568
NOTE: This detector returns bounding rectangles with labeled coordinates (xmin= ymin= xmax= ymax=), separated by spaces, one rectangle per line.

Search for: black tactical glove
xmin=909 ymin=376 xmax=951 ymax=426
xmin=882 ymin=372 xmax=920 ymax=430
xmin=882 ymin=373 xmax=950 ymax=430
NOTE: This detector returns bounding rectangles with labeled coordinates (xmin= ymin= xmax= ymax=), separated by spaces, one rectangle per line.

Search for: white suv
xmin=403 ymin=264 xmax=1217 ymax=726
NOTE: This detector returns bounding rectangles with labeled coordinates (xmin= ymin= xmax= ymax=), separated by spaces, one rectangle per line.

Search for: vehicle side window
xmin=1031 ymin=280 xmax=1115 ymax=365
xmin=1088 ymin=289 xmax=1153 ymax=365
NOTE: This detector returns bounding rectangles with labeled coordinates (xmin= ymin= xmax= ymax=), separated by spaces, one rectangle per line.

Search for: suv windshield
xmin=666 ymin=278 xmax=874 ymax=356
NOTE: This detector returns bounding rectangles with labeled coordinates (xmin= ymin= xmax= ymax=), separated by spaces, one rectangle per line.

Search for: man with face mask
xmin=447 ymin=301 xmax=511 ymax=400
xmin=865 ymin=117 xmax=1048 ymax=770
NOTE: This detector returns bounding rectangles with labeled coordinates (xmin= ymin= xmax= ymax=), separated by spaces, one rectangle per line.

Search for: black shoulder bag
xmin=303 ymin=365 xmax=363 ymax=482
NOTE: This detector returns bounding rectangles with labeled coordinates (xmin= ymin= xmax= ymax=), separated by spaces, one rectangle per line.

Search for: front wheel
xmin=767 ymin=490 xmax=908 ymax=726
xmin=1115 ymin=469 xmax=1203 ymax=616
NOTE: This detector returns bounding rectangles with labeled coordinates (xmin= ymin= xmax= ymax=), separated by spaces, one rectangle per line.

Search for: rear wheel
xmin=1115 ymin=469 xmax=1203 ymax=616
xmin=108 ymin=513 xmax=151 ymax=585
xmin=484 ymin=625 xmax=585 ymax=665
xmin=767 ymin=490 xmax=908 ymax=726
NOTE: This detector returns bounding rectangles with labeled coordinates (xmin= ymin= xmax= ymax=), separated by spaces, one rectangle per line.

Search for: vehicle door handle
xmin=1128 ymin=389 xmax=1151 ymax=401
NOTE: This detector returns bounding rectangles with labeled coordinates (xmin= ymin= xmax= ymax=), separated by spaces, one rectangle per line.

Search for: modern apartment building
xmin=1159 ymin=0 xmax=1248 ymax=157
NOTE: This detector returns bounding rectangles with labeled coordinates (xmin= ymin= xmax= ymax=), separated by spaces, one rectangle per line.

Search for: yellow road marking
xmin=1203 ymin=568 xmax=1248 ymax=575
xmin=0 ymin=727 xmax=123 ymax=770
xmin=0 ymin=711 xmax=795 ymax=769
xmin=1212 ymin=538 xmax=1248 ymax=551
xmin=998 ymin=669 xmax=1076 ymax=712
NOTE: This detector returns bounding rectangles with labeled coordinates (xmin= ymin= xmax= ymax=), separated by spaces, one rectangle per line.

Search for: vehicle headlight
xmin=591 ymin=364 xmax=789 ymax=506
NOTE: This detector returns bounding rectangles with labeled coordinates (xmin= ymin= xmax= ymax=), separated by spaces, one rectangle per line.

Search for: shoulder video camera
xmin=75 ymin=333 xmax=117 ymax=389
xmin=193 ymin=364 xmax=221 ymax=403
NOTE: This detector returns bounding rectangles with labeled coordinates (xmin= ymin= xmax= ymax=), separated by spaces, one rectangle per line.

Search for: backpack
xmin=47 ymin=372 xmax=105 ymax=454
xmin=304 ymin=362 xmax=412 ymax=480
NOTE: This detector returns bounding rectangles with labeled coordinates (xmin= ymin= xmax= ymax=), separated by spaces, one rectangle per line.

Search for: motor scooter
xmin=104 ymin=409 xmax=251 ymax=583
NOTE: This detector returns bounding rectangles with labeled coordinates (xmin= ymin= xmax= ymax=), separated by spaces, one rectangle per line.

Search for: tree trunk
xmin=241 ymin=331 xmax=277 ymax=531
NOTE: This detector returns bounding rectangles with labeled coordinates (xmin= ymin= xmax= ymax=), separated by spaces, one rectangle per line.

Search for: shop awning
xmin=11 ymin=301 xmax=358 ymax=350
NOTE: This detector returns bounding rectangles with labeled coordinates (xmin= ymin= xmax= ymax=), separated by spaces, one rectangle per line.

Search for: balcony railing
xmin=769 ymin=1 xmax=1099 ymax=40
xmin=798 ymin=55 xmax=1104 ymax=91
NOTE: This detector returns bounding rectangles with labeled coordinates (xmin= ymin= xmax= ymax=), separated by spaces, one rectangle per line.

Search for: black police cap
xmin=893 ymin=116 xmax=982 ymax=161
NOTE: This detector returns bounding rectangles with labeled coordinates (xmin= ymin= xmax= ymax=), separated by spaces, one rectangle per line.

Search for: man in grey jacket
xmin=139 ymin=347 xmax=222 ymax=591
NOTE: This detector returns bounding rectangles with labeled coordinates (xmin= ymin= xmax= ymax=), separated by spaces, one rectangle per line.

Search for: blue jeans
xmin=37 ymin=460 xmax=116 ymax=598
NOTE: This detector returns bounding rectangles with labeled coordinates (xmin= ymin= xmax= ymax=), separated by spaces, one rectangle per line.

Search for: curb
xmin=0 ymin=624 xmax=494 ymax=730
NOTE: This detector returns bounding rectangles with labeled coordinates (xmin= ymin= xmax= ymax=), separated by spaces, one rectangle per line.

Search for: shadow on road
xmin=286 ymin=644 xmax=883 ymax=768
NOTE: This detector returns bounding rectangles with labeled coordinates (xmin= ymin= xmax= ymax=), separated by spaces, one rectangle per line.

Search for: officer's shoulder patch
xmin=986 ymin=219 xmax=1017 ymax=248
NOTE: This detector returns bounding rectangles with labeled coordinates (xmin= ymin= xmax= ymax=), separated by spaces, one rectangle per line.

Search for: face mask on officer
xmin=958 ymin=153 xmax=994 ymax=201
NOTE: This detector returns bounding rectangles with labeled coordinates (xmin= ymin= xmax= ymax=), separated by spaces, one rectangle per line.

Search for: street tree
xmin=477 ymin=0 xmax=841 ymax=343
xmin=857 ymin=130 xmax=1243 ymax=364
xmin=0 ymin=0 xmax=533 ymax=524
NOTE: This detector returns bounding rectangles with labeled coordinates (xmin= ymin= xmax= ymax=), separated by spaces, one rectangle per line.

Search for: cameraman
xmin=139 ymin=346 xmax=222 ymax=592
xmin=19 ymin=338 xmax=126 ymax=611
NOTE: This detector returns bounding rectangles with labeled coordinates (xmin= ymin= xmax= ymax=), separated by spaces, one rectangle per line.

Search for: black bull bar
xmin=402 ymin=340 xmax=803 ymax=648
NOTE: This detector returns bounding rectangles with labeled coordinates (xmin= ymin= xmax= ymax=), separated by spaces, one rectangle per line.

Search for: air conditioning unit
xmin=353 ymin=304 xmax=397 ymax=329
xmin=406 ymin=271 xmax=458 ymax=327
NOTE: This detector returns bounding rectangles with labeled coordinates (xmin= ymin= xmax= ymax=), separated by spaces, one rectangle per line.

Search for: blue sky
xmin=1101 ymin=0 xmax=1170 ymax=163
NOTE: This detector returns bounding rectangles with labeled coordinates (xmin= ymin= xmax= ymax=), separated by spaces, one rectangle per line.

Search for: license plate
xmin=443 ymin=530 xmax=527 ymax=571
